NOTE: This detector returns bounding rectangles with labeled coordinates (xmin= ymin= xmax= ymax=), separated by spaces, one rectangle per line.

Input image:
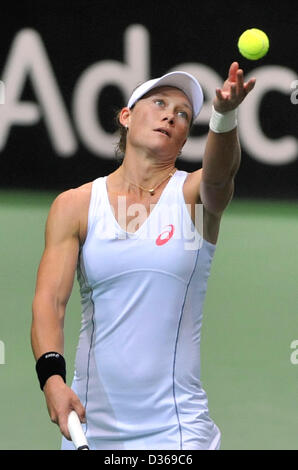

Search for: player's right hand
xmin=43 ymin=375 xmax=86 ymax=440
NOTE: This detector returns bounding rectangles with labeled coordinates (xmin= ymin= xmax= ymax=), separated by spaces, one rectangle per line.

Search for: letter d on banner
xmin=0 ymin=81 xmax=5 ymax=104
xmin=73 ymin=24 xmax=150 ymax=157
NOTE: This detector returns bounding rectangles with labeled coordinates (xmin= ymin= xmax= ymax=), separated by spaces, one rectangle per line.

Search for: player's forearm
xmin=202 ymin=128 xmax=241 ymax=187
xmin=31 ymin=299 xmax=65 ymax=360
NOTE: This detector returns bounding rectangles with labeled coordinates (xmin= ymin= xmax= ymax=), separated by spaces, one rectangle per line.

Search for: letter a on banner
xmin=0 ymin=29 xmax=77 ymax=156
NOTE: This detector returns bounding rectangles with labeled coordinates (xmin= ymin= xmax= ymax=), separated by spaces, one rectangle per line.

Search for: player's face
xmin=126 ymin=86 xmax=193 ymax=159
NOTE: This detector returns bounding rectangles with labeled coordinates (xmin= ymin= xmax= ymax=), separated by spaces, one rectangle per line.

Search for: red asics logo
xmin=156 ymin=224 xmax=175 ymax=246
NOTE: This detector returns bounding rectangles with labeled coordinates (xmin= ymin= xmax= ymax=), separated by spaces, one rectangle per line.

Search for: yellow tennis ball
xmin=238 ymin=28 xmax=269 ymax=60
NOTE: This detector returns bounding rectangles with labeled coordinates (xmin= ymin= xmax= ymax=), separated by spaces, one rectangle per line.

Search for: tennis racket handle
xmin=68 ymin=410 xmax=89 ymax=450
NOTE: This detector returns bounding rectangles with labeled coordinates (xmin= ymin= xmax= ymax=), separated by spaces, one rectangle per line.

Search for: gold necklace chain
xmin=121 ymin=167 xmax=177 ymax=196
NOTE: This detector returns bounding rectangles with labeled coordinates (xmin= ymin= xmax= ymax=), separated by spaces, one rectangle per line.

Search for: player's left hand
xmin=213 ymin=62 xmax=256 ymax=113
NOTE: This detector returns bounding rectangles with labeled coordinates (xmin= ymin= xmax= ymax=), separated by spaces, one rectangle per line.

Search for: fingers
xmin=58 ymin=403 xmax=86 ymax=440
xmin=59 ymin=413 xmax=72 ymax=440
xmin=48 ymin=408 xmax=71 ymax=440
xmin=74 ymin=399 xmax=87 ymax=424
xmin=228 ymin=62 xmax=239 ymax=81
xmin=244 ymin=77 xmax=257 ymax=94
xmin=215 ymin=64 xmax=256 ymax=112
xmin=237 ymin=68 xmax=257 ymax=90
xmin=236 ymin=69 xmax=244 ymax=94
xmin=230 ymin=83 xmax=237 ymax=101
xmin=236 ymin=69 xmax=256 ymax=98
xmin=215 ymin=88 xmax=223 ymax=101
xmin=216 ymin=81 xmax=237 ymax=103
xmin=45 ymin=383 xmax=86 ymax=441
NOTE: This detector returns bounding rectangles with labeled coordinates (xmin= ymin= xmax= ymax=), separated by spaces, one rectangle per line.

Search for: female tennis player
xmin=31 ymin=61 xmax=255 ymax=450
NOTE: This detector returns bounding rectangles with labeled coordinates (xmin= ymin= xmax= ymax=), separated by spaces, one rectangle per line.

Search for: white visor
xmin=127 ymin=71 xmax=204 ymax=120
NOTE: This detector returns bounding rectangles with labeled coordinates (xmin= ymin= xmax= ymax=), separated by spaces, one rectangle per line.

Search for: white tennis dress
xmin=61 ymin=170 xmax=221 ymax=450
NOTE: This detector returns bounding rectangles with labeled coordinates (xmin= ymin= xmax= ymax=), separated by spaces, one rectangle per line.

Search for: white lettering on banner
xmin=0 ymin=29 xmax=77 ymax=156
xmin=72 ymin=24 xmax=149 ymax=155
xmin=0 ymin=26 xmax=297 ymax=164
xmin=0 ymin=81 xmax=5 ymax=104
xmin=238 ymin=66 xmax=298 ymax=165
xmin=290 ymin=80 xmax=298 ymax=104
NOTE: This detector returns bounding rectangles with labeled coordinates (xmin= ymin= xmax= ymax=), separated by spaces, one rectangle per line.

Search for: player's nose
xmin=162 ymin=114 xmax=175 ymax=125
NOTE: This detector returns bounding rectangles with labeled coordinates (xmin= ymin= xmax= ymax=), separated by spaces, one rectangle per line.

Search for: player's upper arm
xmin=33 ymin=189 xmax=81 ymax=314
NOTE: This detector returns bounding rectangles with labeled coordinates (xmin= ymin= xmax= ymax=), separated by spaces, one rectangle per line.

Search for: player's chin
xmin=152 ymin=145 xmax=178 ymax=160
xmin=148 ymin=139 xmax=180 ymax=157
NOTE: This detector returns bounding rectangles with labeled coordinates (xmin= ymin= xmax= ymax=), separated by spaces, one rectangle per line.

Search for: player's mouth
xmin=154 ymin=128 xmax=171 ymax=138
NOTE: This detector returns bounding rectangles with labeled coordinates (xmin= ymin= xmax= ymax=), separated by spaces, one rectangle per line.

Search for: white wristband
xmin=209 ymin=106 xmax=238 ymax=133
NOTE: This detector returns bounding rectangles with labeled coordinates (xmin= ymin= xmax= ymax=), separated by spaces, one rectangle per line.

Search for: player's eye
xmin=154 ymin=99 xmax=165 ymax=107
xmin=177 ymin=110 xmax=189 ymax=120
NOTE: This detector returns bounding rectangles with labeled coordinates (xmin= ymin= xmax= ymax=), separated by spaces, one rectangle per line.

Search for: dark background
xmin=0 ymin=0 xmax=297 ymax=199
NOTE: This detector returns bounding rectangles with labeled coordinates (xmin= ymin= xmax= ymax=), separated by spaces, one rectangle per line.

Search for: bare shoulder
xmin=49 ymin=182 xmax=91 ymax=218
xmin=183 ymin=168 xmax=222 ymax=245
xmin=48 ymin=182 xmax=93 ymax=245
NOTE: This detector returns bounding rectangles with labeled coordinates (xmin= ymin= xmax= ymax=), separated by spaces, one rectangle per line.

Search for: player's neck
xmin=119 ymin=150 xmax=175 ymax=187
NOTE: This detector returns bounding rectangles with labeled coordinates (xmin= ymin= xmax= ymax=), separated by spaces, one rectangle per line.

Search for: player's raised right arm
xmin=31 ymin=189 xmax=85 ymax=439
